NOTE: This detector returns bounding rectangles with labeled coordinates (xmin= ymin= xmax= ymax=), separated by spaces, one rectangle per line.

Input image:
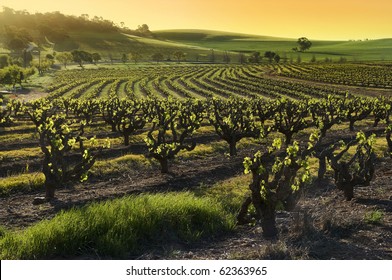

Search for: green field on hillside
xmin=2 ymin=26 xmax=392 ymax=62
xmin=155 ymin=30 xmax=392 ymax=62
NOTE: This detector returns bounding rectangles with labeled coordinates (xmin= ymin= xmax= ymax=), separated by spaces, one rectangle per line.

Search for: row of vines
xmin=277 ymin=63 xmax=392 ymax=88
xmin=44 ymin=65 xmax=351 ymax=101
xmin=2 ymin=91 xmax=392 ymax=237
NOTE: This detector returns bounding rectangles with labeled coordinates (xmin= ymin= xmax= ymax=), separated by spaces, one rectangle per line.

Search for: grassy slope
xmin=310 ymin=39 xmax=392 ymax=61
xmin=54 ymin=30 xmax=213 ymax=60
xmin=155 ymin=29 xmax=392 ymax=62
xmin=3 ymin=26 xmax=389 ymax=62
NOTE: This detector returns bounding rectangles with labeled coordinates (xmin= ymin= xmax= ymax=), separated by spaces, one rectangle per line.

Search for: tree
xmin=32 ymin=58 xmax=53 ymax=75
xmin=296 ymin=37 xmax=312 ymax=52
xmin=56 ymin=52 xmax=73 ymax=68
xmin=173 ymin=51 xmax=185 ymax=63
xmin=273 ymin=54 xmax=280 ymax=63
xmin=92 ymin=53 xmax=102 ymax=65
xmin=151 ymin=52 xmax=163 ymax=63
xmin=130 ymin=51 xmax=142 ymax=64
xmin=136 ymin=24 xmax=152 ymax=37
xmin=121 ymin=53 xmax=128 ymax=64
xmin=46 ymin=54 xmax=54 ymax=60
xmin=0 ymin=55 xmax=10 ymax=69
xmin=72 ymin=50 xmax=93 ymax=68
xmin=248 ymin=52 xmax=261 ymax=63
xmin=210 ymin=49 xmax=215 ymax=63
xmin=108 ymin=53 xmax=114 ymax=65
xmin=0 ymin=65 xmax=27 ymax=88
xmin=264 ymin=51 xmax=276 ymax=63
xmin=223 ymin=51 xmax=230 ymax=63
xmin=281 ymin=52 xmax=288 ymax=63
xmin=339 ymin=56 xmax=347 ymax=63
xmin=296 ymin=54 xmax=302 ymax=64
xmin=238 ymin=52 xmax=247 ymax=64
xmin=22 ymin=51 xmax=33 ymax=68
xmin=8 ymin=38 xmax=26 ymax=52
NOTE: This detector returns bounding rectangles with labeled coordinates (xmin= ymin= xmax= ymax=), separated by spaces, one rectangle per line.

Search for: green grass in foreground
xmin=196 ymin=174 xmax=251 ymax=213
xmin=0 ymin=192 xmax=235 ymax=259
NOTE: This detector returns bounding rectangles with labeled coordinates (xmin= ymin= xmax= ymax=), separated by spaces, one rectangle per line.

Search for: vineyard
xmin=45 ymin=65 xmax=352 ymax=100
xmin=0 ymin=63 xmax=391 ymax=260
xmin=276 ymin=63 xmax=392 ymax=88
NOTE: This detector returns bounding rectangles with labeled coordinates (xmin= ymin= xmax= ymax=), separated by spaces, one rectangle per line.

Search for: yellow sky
xmin=2 ymin=0 xmax=392 ymax=40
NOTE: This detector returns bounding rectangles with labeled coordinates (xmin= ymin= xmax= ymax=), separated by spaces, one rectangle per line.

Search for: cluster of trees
xmin=122 ymin=24 xmax=154 ymax=38
xmin=0 ymin=7 xmax=121 ymax=47
xmin=247 ymin=37 xmax=312 ymax=64
xmin=49 ymin=50 xmax=102 ymax=68
xmin=71 ymin=50 xmax=102 ymax=67
xmin=248 ymin=51 xmax=281 ymax=63
xmin=0 ymin=65 xmax=35 ymax=88
xmin=0 ymin=54 xmax=36 ymax=88
xmin=0 ymin=7 xmax=154 ymax=58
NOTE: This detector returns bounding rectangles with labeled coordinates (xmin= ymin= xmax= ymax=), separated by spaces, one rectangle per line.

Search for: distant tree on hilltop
xmin=293 ymin=37 xmax=312 ymax=52
xmin=135 ymin=24 xmax=153 ymax=37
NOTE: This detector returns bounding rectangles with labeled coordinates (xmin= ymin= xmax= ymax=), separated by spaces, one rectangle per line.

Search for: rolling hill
xmin=154 ymin=29 xmax=392 ymax=62
xmin=1 ymin=6 xmax=391 ymax=62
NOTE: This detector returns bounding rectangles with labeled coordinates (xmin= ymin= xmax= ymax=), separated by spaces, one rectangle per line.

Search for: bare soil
xmin=3 ymin=88 xmax=49 ymax=103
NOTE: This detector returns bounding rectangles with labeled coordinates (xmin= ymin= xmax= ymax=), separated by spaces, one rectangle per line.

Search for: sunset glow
xmin=2 ymin=0 xmax=392 ymax=40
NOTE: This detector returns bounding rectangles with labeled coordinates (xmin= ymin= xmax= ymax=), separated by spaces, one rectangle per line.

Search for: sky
xmin=2 ymin=0 xmax=392 ymax=40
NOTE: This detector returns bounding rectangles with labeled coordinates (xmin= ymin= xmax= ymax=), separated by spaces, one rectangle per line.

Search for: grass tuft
xmin=195 ymin=175 xmax=251 ymax=213
xmin=0 ymin=192 xmax=235 ymax=259
xmin=0 ymin=173 xmax=45 ymax=196
xmin=364 ymin=210 xmax=384 ymax=224
xmin=92 ymin=154 xmax=154 ymax=177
